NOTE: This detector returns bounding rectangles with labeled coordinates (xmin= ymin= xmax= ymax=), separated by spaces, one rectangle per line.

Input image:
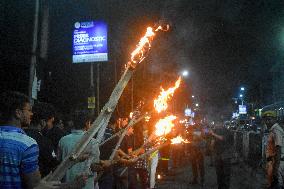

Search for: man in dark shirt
xmin=121 ymin=127 xmax=136 ymax=189
xmin=209 ymin=125 xmax=234 ymax=189
xmin=189 ymin=124 xmax=206 ymax=186
xmin=99 ymin=123 xmax=117 ymax=189
xmin=40 ymin=103 xmax=66 ymax=151
xmin=25 ymin=102 xmax=59 ymax=177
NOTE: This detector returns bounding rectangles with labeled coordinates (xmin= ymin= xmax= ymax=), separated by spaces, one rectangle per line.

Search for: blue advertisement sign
xmin=184 ymin=108 xmax=191 ymax=117
xmin=239 ymin=105 xmax=247 ymax=114
xmin=72 ymin=21 xmax=108 ymax=63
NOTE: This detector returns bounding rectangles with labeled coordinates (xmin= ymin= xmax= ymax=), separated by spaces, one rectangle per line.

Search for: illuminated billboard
xmin=72 ymin=21 xmax=108 ymax=63
xmin=239 ymin=105 xmax=247 ymax=114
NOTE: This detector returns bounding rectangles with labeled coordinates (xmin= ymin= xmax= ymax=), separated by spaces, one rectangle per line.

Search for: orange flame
xmin=130 ymin=25 xmax=169 ymax=65
xmin=154 ymin=115 xmax=177 ymax=136
xmin=171 ymin=135 xmax=190 ymax=144
xmin=154 ymin=77 xmax=181 ymax=113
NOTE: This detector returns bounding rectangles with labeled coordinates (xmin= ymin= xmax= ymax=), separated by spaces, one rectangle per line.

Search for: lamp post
xmin=239 ymin=94 xmax=244 ymax=105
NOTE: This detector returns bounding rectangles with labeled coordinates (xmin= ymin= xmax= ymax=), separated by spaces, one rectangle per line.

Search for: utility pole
xmin=90 ymin=63 xmax=95 ymax=115
xmin=28 ymin=0 xmax=40 ymax=103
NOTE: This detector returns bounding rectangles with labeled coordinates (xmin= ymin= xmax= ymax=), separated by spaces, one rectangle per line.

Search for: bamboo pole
xmin=46 ymin=65 xmax=134 ymax=181
xmin=131 ymin=141 xmax=169 ymax=162
xmin=100 ymin=111 xmax=152 ymax=146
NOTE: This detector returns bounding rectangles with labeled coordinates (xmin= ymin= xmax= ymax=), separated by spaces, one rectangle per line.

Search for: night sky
xmin=1 ymin=0 xmax=284 ymax=121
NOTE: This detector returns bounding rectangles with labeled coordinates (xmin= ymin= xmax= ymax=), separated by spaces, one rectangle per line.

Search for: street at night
xmin=156 ymin=156 xmax=266 ymax=189
xmin=1 ymin=1 xmax=284 ymax=189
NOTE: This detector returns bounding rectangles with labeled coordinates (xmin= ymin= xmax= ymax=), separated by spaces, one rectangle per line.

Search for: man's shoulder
xmin=271 ymin=123 xmax=284 ymax=134
xmin=4 ymin=130 xmax=37 ymax=148
xmin=22 ymin=133 xmax=38 ymax=147
xmin=59 ymin=133 xmax=74 ymax=142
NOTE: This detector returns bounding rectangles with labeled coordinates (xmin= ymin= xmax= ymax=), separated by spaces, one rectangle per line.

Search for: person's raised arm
xmin=209 ymin=129 xmax=224 ymax=141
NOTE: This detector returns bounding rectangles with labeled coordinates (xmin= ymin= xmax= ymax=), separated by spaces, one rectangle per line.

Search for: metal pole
xmin=28 ymin=0 xmax=40 ymax=102
xmin=90 ymin=63 xmax=95 ymax=114
xmin=97 ymin=63 xmax=100 ymax=115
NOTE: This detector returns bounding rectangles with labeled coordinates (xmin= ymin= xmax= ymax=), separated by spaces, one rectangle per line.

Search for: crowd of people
xmin=0 ymin=91 xmax=161 ymax=189
xmin=184 ymin=111 xmax=284 ymax=189
xmin=1 ymin=90 xmax=284 ymax=189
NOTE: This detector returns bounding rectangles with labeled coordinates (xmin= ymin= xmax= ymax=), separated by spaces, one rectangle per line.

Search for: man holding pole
xmin=58 ymin=112 xmax=112 ymax=189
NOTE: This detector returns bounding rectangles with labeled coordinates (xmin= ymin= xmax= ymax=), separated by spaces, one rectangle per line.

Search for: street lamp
xmin=239 ymin=94 xmax=243 ymax=98
xmin=195 ymin=103 xmax=199 ymax=107
xmin=192 ymin=95 xmax=195 ymax=98
xmin=240 ymin=87 xmax=245 ymax=91
xmin=182 ymin=70 xmax=189 ymax=77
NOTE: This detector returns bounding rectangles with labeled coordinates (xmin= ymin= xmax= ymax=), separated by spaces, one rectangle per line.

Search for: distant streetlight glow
xmin=240 ymin=87 xmax=245 ymax=91
xmin=182 ymin=70 xmax=189 ymax=77
xmin=192 ymin=95 xmax=195 ymax=98
xmin=195 ymin=103 xmax=199 ymax=107
xmin=239 ymin=94 xmax=243 ymax=98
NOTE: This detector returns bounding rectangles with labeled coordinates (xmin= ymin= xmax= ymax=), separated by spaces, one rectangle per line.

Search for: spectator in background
xmin=63 ymin=114 xmax=74 ymax=134
xmin=209 ymin=124 xmax=234 ymax=189
xmin=189 ymin=123 xmax=206 ymax=186
xmin=262 ymin=110 xmax=284 ymax=189
xmin=25 ymin=102 xmax=59 ymax=177
xmin=41 ymin=103 xmax=66 ymax=151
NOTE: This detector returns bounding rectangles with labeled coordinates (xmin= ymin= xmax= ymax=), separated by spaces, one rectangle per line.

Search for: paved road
xmin=156 ymin=157 xmax=266 ymax=189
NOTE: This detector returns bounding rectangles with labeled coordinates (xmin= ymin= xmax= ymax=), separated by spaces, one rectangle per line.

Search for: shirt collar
xmin=0 ymin=126 xmax=26 ymax=134
xmin=71 ymin=129 xmax=85 ymax=134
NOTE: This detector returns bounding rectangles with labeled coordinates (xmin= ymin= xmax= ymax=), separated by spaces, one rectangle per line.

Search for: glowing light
xmin=182 ymin=70 xmax=188 ymax=77
xmin=179 ymin=119 xmax=187 ymax=124
xmin=144 ymin=112 xmax=151 ymax=122
xmin=171 ymin=135 xmax=190 ymax=144
xmin=155 ymin=115 xmax=177 ymax=136
xmin=154 ymin=77 xmax=181 ymax=113
xmin=129 ymin=112 xmax=133 ymax=119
